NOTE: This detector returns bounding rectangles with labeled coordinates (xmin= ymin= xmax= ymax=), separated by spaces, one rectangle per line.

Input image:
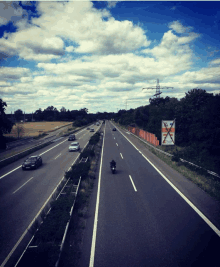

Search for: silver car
xmin=69 ymin=142 xmax=80 ymax=151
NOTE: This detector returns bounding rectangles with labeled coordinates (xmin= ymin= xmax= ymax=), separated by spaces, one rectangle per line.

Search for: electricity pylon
xmin=142 ymin=79 xmax=173 ymax=98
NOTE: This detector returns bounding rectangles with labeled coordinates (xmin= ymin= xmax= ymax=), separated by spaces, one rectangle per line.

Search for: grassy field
xmin=4 ymin=121 xmax=73 ymax=138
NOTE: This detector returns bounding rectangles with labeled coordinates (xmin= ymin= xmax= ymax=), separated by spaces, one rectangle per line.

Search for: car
xmin=22 ymin=156 xmax=42 ymax=170
xmin=87 ymin=127 xmax=90 ymax=130
xmin=68 ymin=134 xmax=75 ymax=141
xmin=90 ymin=128 xmax=95 ymax=132
xmin=69 ymin=141 xmax=80 ymax=151
xmin=112 ymin=128 xmax=116 ymax=131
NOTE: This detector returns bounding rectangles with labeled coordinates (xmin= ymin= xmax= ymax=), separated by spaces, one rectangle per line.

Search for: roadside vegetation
xmin=16 ymin=128 xmax=103 ymax=267
xmin=114 ymin=89 xmax=220 ymax=176
xmin=123 ymin=128 xmax=220 ymax=202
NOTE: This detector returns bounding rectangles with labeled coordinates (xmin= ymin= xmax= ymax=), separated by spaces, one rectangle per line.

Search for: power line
xmin=142 ymin=79 xmax=173 ymax=98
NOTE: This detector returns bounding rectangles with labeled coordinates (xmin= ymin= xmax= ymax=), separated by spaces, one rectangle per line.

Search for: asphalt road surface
xmin=0 ymin=124 xmax=100 ymax=267
xmin=77 ymin=121 xmax=220 ymax=267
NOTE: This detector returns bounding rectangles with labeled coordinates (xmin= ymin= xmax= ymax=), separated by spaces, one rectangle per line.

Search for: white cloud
xmin=0 ymin=1 xmax=150 ymax=62
xmin=169 ymin=21 xmax=193 ymax=34
xmin=0 ymin=67 xmax=31 ymax=80
xmin=209 ymin=58 xmax=220 ymax=65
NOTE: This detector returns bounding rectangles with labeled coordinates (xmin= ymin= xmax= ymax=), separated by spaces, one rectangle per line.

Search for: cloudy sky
xmin=1 ymin=1 xmax=220 ymax=114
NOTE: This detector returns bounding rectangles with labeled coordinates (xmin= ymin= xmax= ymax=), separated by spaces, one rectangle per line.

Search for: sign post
xmin=161 ymin=119 xmax=175 ymax=145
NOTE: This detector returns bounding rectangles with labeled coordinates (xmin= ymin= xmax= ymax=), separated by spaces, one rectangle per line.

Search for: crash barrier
xmin=0 ymin=123 xmax=94 ymax=169
xmin=14 ymin=131 xmax=101 ymax=267
xmin=127 ymin=128 xmax=220 ymax=179
xmin=128 ymin=126 xmax=159 ymax=146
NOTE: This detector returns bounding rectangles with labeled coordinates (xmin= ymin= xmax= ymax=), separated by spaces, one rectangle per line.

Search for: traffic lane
xmin=116 ymin=124 xmax=220 ymax=230
xmin=0 ymin=126 xmax=92 ymax=200
xmin=117 ymin=125 xmax=220 ymax=264
xmin=94 ymin=124 xmax=220 ymax=266
xmin=94 ymin=125 xmax=175 ymax=267
xmin=0 ymin=146 xmax=80 ymax=265
xmin=0 ymin=130 xmax=89 ymax=265
xmin=0 ymin=125 xmax=88 ymax=190
xmin=0 ymin=125 xmax=88 ymax=177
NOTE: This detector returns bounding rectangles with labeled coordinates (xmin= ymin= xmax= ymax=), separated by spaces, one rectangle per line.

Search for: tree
xmin=34 ymin=108 xmax=43 ymax=121
xmin=0 ymin=99 xmax=14 ymax=149
xmin=14 ymin=109 xmax=23 ymax=121
xmin=12 ymin=124 xmax=25 ymax=139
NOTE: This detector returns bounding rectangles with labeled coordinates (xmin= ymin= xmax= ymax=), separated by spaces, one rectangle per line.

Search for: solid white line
xmin=0 ymin=138 xmax=68 ymax=180
xmin=1 ymin=175 xmax=67 ymax=267
xmin=0 ymin=166 xmax=22 ymax=180
xmin=116 ymin=143 xmax=118 ymax=146
xmin=120 ymin=153 xmax=123 ymax=159
xmin=55 ymin=153 xmax=61 ymax=160
xmin=12 ymin=177 xmax=34 ymax=194
xmin=89 ymin=124 xmax=106 ymax=267
xmin=116 ymin=125 xmax=220 ymax=237
xmin=129 ymin=175 xmax=137 ymax=192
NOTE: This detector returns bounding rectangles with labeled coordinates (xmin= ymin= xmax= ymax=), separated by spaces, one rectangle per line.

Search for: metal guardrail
xmin=0 ymin=124 xmax=92 ymax=168
xmin=117 ymin=123 xmax=220 ymax=179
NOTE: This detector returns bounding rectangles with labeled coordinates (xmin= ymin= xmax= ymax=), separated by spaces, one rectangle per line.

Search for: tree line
xmin=1 ymin=88 xmax=220 ymax=174
xmin=113 ymin=89 xmax=220 ymax=174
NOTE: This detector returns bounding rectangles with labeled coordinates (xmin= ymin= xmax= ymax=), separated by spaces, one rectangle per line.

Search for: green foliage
xmin=65 ymin=162 xmax=91 ymax=182
xmin=0 ymin=99 xmax=14 ymax=149
xmin=114 ymin=89 xmax=220 ymax=175
xmin=89 ymin=132 xmax=100 ymax=145
xmin=80 ymin=148 xmax=95 ymax=159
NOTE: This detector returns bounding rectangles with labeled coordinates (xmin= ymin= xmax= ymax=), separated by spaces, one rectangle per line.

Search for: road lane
xmin=0 ymin=124 xmax=100 ymax=266
xmin=80 ymin=121 xmax=220 ymax=267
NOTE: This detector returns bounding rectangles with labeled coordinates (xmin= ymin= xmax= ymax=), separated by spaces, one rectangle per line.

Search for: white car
xmin=69 ymin=142 xmax=80 ymax=151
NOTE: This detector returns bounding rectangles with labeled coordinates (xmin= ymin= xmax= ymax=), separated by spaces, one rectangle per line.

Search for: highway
xmin=0 ymin=124 xmax=100 ymax=267
xmin=76 ymin=121 xmax=220 ymax=267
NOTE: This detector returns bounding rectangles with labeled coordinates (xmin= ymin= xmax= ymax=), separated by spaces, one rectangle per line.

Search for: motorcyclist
xmin=110 ymin=159 xmax=116 ymax=168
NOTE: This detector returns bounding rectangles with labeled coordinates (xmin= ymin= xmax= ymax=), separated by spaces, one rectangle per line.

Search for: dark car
xmin=22 ymin=156 xmax=42 ymax=170
xmin=112 ymin=128 xmax=116 ymax=131
xmin=68 ymin=134 xmax=75 ymax=141
xmin=90 ymin=128 xmax=94 ymax=132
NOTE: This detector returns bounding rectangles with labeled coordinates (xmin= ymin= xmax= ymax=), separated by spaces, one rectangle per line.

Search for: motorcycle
xmin=110 ymin=165 xmax=116 ymax=174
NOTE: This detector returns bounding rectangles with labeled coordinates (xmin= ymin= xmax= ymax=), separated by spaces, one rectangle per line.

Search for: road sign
xmin=161 ymin=120 xmax=175 ymax=145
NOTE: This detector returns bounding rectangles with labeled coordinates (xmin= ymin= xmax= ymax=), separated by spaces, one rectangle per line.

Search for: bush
xmin=80 ymin=148 xmax=95 ymax=159
xmin=89 ymin=132 xmax=100 ymax=145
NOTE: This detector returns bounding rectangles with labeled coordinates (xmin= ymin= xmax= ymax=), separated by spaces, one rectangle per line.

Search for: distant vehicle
xmin=22 ymin=156 xmax=42 ymax=170
xmin=90 ymin=128 xmax=95 ymax=132
xmin=112 ymin=128 xmax=116 ymax=131
xmin=96 ymin=123 xmax=99 ymax=126
xmin=69 ymin=141 xmax=80 ymax=151
xmin=87 ymin=127 xmax=90 ymax=130
xmin=68 ymin=134 xmax=75 ymax=141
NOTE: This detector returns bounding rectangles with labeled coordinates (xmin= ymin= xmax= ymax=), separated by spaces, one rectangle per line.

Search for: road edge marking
xmin=116 ymin=125 xmax=220 ymax=237
xmin=89 ymin=124 xmax=106 ymax=267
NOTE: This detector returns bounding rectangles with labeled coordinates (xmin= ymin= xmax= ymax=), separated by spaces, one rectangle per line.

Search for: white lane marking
xmin=120 ymin=153 xmax=123 ymax=159
xmin=0 ymin=166 xmax=22 ymax=180
xmin=39 ymin=138 xmax=67 ymax=156
xmin=116 ymin=143 xmax=118 ymax=146
xmin=54 ymin=153 xmax=61 ymax=160
xmin=2 ymin=174 xmax=67 ymax=267
xmin=117 ymin=126 xmax=220 ymax=237
xmin=12 ymin=177 xmax=34 ymax=194
xmin=129 ymin=175 xmax=137 ymax=192
xmin=0 ymin=126 xmax=89 ymax=180
xmin=89 ymin=124 xmax=106 ymax=267
xmin=0 ymin=138 xmax=68 ymax=180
